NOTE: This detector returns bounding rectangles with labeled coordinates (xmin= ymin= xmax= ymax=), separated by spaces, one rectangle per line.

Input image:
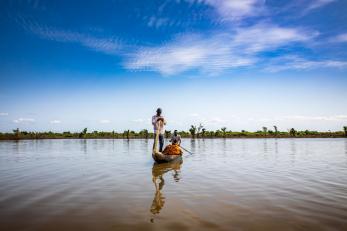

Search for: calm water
xmin=0 ymin=138 xmax=347 ymax=231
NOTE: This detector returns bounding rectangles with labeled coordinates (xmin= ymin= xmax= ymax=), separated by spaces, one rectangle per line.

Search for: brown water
xmin=0 ymin=138 xmax=347 ymax=231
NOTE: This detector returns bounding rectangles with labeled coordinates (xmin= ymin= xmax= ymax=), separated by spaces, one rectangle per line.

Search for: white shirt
xmin=152 ymin=115 xmax=166 ymax=134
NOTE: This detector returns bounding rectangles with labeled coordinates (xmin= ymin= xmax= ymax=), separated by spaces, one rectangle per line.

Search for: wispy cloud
xmin=13 ymin=2 xmax=342 ymax=77
xmin=126 ymin=23 xmax=316 ymax=75
xmin=13 ymin=118 xmax=35 ymax=123
xmin=190 ymin=0 xmax=266 ymax=21
xmin=265 ymin=55 xmax=347 ymax=72
xmin=332 ymin=33 xmax=347 ymax=43
xmin=147 ymin=16 xmax=171 ymax=28
xmin=305 ymin=0 xmax=336 ymax=12
xmin=50 ymin=120 xmax=61 ymax=124
xmin=18 ymin=18 xmax=122 ymax=55
xmin=99 ymin=119 xmax=111 ymax=124
xmin=233 ymin=23 xmax=316 ymax=53
xmin=0 ymin=112 xmax=8 ymax=116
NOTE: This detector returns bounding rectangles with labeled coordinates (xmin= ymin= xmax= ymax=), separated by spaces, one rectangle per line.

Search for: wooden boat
xmin=152 ymin=150 xmax=182 ymax=163
xmin=152 ymin=124 xmax=182 ymax=163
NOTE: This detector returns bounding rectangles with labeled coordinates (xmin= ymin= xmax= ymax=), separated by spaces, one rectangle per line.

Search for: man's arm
xmin=156 ymin=116 xmax=164 ymax=122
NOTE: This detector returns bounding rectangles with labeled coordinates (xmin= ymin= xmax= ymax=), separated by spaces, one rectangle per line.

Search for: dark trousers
xmin=154 ymin=134 xmax=164 ymax=152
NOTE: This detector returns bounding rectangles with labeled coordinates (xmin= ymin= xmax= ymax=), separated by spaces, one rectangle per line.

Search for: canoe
xmin=152 ymin=125 xmax=182 ymax=163
xmin=152 ymin=151 xmax=182 ymax=163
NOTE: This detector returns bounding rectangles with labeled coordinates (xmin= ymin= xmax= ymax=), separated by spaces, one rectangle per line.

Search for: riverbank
xmin=0 ymin=131 xmax=345 ymax=140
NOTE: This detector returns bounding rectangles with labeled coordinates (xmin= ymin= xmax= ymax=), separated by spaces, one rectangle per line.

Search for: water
xmin=0 ymin=138 xmax=347 ymax=231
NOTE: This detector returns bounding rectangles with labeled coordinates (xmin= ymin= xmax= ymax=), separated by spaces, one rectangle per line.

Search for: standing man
xmin=170 ymin=130 xmax=181 ymax=145
xmin=152 ymin=108 xmax=166 ymax=152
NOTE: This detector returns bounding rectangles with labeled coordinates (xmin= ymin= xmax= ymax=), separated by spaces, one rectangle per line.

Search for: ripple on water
xmin=0 ymin=138 xmax=347 ymax=231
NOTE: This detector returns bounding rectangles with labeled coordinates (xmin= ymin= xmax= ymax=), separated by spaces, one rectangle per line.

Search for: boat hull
xmin=152 ymin=152 xmax=182 ymax=163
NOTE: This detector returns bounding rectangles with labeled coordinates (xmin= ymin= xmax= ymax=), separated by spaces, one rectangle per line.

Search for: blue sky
xmin=0 ymin=0 xmax=347 ymax=132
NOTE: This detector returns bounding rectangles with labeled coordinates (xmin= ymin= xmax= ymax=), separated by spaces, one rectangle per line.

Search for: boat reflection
xmin=150 ymin=158 xmax=183 ymax=216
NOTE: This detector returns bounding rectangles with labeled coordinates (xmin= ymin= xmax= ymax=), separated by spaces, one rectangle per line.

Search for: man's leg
xmin=159 ymin=134 xmax=164 ymax=152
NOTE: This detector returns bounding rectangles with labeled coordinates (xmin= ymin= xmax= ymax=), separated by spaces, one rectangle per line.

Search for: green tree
xmin=81 ymin=128 xmax=88 ymax=138
xmin=13 ymin=128 xmax=20 ymax=139
xmin=221 ymin=127 xmax=227 ymax=138
xmin=344 ymin=126 xmax=347 ymax=137
xmin=289 ymin=128 xmax=297 ymax=137
xmin=197 ymin=123 xmax=203 ymax=138
xmin=126 ymin=130 xmax=130 ymax=139
xmin=189 ymin=125 xmax=197 ymax=138
xmin=164 ymin=130 xmax=171 ymax=139
xmin=140 ymin=129 xmax=149 ymax=139
xmin=201 ymin=128 xmax=206 ymax=138
xmin=215 ymin=130 xmax=221 ymax=137
xmin=274 ymin=126 xmax=278 ymax=135
xmin=262 ymin=127 xmax=267 ymax=136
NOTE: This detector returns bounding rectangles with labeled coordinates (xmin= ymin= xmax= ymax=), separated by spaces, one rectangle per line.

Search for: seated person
xmin=162 ymin=140 xmax=182 ymax=155
xmin=170 ymin=130 xmax=181 ymax=145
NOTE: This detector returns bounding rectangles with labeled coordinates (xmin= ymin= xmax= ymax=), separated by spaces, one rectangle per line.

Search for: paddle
xmin=180 ymin=145 xmax=193 ymax=155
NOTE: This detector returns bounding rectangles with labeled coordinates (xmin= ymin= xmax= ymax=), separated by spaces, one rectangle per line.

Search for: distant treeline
xmin=1 ymin=126 xmax=347 ymax=140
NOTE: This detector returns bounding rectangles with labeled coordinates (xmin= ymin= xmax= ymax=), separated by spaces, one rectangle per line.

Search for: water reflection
xmin=1 ymin=139 xmax=347 ymax=230
xmin=150 ymin=159 xmax=183 ymax=216
xmin=80 ymin=139 xmax=87 ymax=154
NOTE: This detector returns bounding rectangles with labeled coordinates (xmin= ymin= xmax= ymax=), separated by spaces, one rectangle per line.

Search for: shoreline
xmin=1 ymin=136 xmax=346 ymax=141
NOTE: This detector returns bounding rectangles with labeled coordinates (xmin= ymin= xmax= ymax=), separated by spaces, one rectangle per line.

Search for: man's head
xmin=174 ymin=130 xmax=178 ymax=136
xmin=156 ymin=108 xmax=162 ymax=116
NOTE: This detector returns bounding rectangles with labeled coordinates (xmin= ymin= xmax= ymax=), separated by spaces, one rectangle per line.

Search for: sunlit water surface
xmin=1 ymin=139 xmax=347 ymax=231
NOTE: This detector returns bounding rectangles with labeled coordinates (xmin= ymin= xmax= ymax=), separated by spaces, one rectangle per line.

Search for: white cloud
xmin=18 ymin=18 xmax=121 ymax=55
xmin=233 ymin=24 xmax=316 ymax=53
xmin=13 ymin=118 xmax=35 ymax=123
xmin=50 ymin=120 xmax=61 ymax=124
xmin=333 ymin=33 xmax=347 ymax=43
xmin=147 ymin=16 xmax=170 ymax=28
xmin=126 ymin=24 xmax=316 ymax=75
xmin=0 ymin=112 xmax=8 ymax=116
xmin=305 ymin=0 xmax=336 ymax=12
xmin=265 ymin=55 xmax=347 ymax=72
xmin=191 ymin=0 xmax=266 ymax=21
xmin=99 ymin=119 xmax=111 ymax=124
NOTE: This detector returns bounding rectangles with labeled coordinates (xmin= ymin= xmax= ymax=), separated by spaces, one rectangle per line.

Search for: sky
xmin=0 ymin=0 xmax=347 ymax=133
